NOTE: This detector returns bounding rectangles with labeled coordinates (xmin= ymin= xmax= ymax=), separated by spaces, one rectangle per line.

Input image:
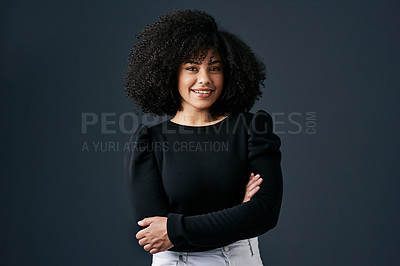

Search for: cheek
xmin=178 ymin=74 xmax=195 ymax=89
xmin=215 ymin=75 xmax=224 ymax=89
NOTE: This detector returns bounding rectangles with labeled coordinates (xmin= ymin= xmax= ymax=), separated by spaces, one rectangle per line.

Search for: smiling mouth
xmin=191 ymin=89 xmax=214 ymax=94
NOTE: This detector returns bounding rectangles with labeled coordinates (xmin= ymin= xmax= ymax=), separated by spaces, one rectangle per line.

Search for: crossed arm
xmin=136 ymin=172 xmax=264 ymax=254
xmin=128 ymin=111 xmax=282 ymax=254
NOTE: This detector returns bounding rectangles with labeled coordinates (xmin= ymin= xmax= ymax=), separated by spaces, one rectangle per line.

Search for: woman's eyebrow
xmin=184 ymin=60 xmax=222 ymax=65
xmin=208 ymin=60 xmax=222 ymax=65
xmin=184 ymin=60 xmax=200 ymax=65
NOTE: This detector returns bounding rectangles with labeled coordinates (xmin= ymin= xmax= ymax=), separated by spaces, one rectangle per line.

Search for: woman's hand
xmin=242 ymin=173 xmax=263 ymax=203
xmin=136 ymin=216 xmax=174 ymax=254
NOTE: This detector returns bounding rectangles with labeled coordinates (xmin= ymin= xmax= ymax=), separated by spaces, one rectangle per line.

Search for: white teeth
xmin=192 ymin=90 xmax=212 ymax=94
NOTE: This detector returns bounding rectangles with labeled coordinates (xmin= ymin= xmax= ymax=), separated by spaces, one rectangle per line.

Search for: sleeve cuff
xmin=167 ymin=213 xmax=187 ymax=247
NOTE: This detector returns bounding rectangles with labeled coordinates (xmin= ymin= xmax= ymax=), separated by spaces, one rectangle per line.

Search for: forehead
xmin=185 ymin=48 xmax=221 ymax=63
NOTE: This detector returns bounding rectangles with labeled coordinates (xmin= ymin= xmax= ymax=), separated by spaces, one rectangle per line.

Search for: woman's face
xmin=176 ymin=49 xmax=224 ymax=112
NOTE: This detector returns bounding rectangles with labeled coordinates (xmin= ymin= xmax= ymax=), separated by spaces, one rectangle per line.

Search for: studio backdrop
xmin=1 ymin=1 xmax=399 ymax=265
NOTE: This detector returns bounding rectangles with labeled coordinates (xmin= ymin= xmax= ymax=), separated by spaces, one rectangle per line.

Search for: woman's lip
xmin=191 ymin=89 xmax=214 ymax=97
xmin=192 ymin=89 xmax=214 ymax=91
xmin=190 ymin=89 xmax=214 ymax=93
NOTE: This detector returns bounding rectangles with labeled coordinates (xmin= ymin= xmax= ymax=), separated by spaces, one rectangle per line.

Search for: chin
xmin=195 ymin=101 xmax=218 ymax=109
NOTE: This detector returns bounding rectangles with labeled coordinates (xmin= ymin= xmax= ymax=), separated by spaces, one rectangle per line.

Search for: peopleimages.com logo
xmin=80 ymin=111 xmax=317 ymax=152
xmin=81 ymin=112 xmax=317 ymax=135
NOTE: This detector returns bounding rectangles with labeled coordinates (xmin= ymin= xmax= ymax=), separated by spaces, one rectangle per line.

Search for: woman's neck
xmin=170 ymin=109 xmax=226 ymax=126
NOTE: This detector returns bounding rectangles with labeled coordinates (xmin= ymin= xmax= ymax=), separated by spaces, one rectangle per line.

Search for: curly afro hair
xmin=124 ymin=9 xmax=266 ymax=117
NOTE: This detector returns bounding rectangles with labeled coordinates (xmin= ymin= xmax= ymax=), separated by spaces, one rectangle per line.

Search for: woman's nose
xmin=198 ymin=69 xmax=211 ymax=85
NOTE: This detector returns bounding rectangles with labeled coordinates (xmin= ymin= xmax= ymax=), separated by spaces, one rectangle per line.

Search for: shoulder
xmin=235 ymin=110 xmax=274 ymax=133
xmin=245 ymin=110 xmax=281 ymax=152
xmin=146 ymin=119 xmax=169 ymax=139
xmin=129 ymin=118 xmax=167 ymax=140
xmin=249 ymin=110 xmax=274 ymax=134
xmin=126 ymin=124 xmax=153 ymax=150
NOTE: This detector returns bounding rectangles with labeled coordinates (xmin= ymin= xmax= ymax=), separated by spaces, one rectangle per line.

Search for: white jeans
xmin=151 ymin=237 xmax=264 ymax=266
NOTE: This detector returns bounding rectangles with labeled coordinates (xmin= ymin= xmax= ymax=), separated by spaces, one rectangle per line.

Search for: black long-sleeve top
xmin=124 ymin=110 xmax=283 ymax=252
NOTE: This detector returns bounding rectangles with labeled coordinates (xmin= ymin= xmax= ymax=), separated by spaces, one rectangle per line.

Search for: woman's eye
xmin=186 ymin=67 xmax=197 ymax=71
xmin=210 ymin=67 xmax=221 ymax=71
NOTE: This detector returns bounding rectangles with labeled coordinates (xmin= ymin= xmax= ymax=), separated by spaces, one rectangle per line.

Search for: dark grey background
xmin=1 ymin=0 xmax=399 ymax=265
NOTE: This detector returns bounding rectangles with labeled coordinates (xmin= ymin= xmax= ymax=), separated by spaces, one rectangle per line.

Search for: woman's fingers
xmin=246 ymin=173 xmax=258 ymax=188
xmin=246 ymin=174 xmax=261 ymax=189
xmin=245 ymin=185 xmax=260 ymax=200
xmin=243 ymin=173 xmax=263 ymax=203
xmin=248 ymin=176 xmax=263 ymax=191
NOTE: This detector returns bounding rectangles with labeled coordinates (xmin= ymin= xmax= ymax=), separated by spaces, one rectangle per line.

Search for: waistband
xmin=154 ymin=237 xmax=259 ymax=259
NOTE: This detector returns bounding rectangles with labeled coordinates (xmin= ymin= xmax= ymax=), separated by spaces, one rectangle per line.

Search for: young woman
xmin=124 ymin=9 xmax=283 ymax=266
